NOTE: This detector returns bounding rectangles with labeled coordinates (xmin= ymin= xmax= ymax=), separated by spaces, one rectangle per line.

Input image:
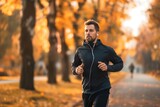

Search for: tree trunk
xmin=60 ymin=28 xmax=71 ymax=82
xmin=20 ymin=0 xmax=36 ymax=90
xmin=47 ymin=0 xmax=58 ymax=84
xmin=71 ymin=0 xmax=87 ymax=80
xmin=47 ymin=43 xmax=57 ymax=84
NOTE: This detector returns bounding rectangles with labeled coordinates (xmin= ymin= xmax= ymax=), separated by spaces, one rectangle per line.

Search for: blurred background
xmin=0 ymin=0 xmax=159 ymax=96
xmin=0 ymin=0 xmax=160 ymax=106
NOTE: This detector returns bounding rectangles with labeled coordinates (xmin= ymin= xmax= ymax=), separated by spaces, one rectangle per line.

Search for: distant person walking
xmin=129 ymin=63 xmax=135 ymax=78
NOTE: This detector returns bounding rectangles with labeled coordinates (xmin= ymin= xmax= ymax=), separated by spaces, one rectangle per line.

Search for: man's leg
xmin=82 ymin=93 xmax=94 ymax=107
xmin=94 ymin=89 xmax=110 ymax=107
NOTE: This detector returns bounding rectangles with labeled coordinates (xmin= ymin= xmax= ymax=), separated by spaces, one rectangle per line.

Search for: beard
xmin=86 ymin=36 xmax=97 ymax=47
xmin=86 ymin=36 xmax=95 ymax=43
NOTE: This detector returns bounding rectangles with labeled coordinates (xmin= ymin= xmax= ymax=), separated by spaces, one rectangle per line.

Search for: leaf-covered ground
xmin=0 ymin=72 xmax=126 ymax=107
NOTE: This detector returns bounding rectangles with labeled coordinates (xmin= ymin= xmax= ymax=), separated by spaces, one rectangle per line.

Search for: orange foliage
xmin=0 ymin=0 xmax=132 ymax=65
xmin=34 ymin=17 xmax=49 ymax=60
xmin=65 ymin=29 xmax=75 ymax=51
xmin=0 ymin=0 xmax=21 ymax=16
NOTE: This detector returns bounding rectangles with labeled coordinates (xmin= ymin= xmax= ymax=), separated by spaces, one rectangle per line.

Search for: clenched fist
xmin=76 ymin=63 xmax=84 ymax=75
xmin=98 ymin=61 xmax=108 ymax=71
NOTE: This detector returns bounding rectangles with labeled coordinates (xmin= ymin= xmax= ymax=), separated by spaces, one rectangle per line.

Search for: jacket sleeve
xmin=107 ymin=48 xmax=123 ymax=72
xmin=71 ymin=49 xmax=82 ymax=75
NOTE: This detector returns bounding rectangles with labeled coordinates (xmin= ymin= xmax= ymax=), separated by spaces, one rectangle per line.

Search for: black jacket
xmin=72 ymin=39 xmax=123 ymax=94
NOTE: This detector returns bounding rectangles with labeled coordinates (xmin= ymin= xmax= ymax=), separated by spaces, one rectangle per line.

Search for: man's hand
xmin=98 ymin=61 xmax=108 ymax=71
xmin=76 ymin=63 xmax=84 ymax=75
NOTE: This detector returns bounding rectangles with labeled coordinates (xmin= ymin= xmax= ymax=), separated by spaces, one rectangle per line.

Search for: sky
xmin=122 ymin=0 xmax=152 ymax=37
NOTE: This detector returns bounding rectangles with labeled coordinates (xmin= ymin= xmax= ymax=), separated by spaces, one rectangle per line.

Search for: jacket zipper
xmin=88 ymin=44 xmax=95 ymax=91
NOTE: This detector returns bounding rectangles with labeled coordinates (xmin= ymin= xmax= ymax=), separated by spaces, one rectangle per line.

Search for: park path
xmin=108 ymin=73 xmax=160 ymax=107
xmin=0 ymin=76 xmax=47 ymax=84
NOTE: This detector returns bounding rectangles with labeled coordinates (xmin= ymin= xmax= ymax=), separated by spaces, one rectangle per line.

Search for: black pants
xmin=82 ymin=89 xmax=110 ymax=107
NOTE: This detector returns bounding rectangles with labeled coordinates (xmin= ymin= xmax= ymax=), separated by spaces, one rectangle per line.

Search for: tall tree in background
xmin=135 ymin=27 xmax=154 ymax=71
xmin=20 ymin=0 xmax=36 ymax=90
xmin=69 ymin=0 xmax=87 ymax=80
xmin=148 ymin=0 xmax=160 ymax=61
xmin=71 ymin=0 xmax=87 ymax=48
xmin=101 ymin=0 xmax=127 ymax=47
xmin=60 ymin=28 xmax=71 ymax=82
xmin=57 ymin=0 xmax=71 ymax=82
xmin=47 ymin=0 xmax=58 ymax=84
xmin=0 ymin=11 xmax=20 ymax=59
xmin=134 ymin=0 xmax=160 ymax=72
xmin=136 ymin=0 xmax=160 ymax=72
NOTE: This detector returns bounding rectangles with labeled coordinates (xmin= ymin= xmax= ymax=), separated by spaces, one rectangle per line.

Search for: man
xmin=71 ymin=19 xmax=123 ymax=107
xmin=129 ymin=63 xmax=135 ymax=78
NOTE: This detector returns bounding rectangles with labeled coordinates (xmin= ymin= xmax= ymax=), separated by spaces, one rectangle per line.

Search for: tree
xmin=60 ymin=28 xmax=71 ymax=82
xmin=0 ymin=0 xmax=21 ymax=61
xmin=56 ymin=0 xmax=72 ymax=82
xmin=0 ymin=11 xmax=20 ymax=59
xmin=19 ymin=0 xmax=36 ymax=90
xmin=135 ymin=27 xmax=154 ymax=71
xmin=134 ymin=0 xmax=160 ymax=72
xmin=148 ymin=0 xmax=160 ymax=62
xmin=46 ymin=0 xmax=58 ymax=84
xmin=70 ymin=0 xmax=87 ymax=48
xmin=69 ymin=0 xmax=87 ymax=80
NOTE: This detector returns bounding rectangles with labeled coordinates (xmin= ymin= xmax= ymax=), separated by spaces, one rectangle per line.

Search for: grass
xmin=0 ymin=72 xmax=126 ymax=107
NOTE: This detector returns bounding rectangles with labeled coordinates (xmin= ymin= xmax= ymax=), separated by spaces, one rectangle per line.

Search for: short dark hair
xmin=84 ymin=19 xmax=99 ymax=31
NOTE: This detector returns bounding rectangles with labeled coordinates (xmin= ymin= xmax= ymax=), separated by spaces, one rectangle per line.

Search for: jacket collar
xmin=83 ymin=39 xmax=102 ymax=47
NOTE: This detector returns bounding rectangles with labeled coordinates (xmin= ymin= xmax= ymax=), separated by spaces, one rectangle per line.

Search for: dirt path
xmin=109 ymin=73 xmax=160 ymax=107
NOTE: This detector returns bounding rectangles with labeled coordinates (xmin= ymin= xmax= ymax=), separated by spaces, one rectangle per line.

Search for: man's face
xmin=85 ymin=24 xmax=98 ymax=42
